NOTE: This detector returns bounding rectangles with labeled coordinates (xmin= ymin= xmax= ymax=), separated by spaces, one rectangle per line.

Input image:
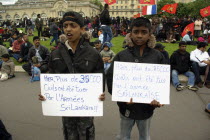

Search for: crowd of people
xmin=0 ymin=3 xmax=210 ymax=140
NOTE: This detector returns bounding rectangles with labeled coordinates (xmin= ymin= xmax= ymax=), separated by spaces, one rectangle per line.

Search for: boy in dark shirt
xmin=107 ymin=17 xmax=164 ymax=140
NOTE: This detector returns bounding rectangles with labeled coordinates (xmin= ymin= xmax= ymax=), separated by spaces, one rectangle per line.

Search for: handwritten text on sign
xmin=40 ymin=74 xmax=103 ymax=116
xmin=112 ymin=62 xmax=170 ymax=104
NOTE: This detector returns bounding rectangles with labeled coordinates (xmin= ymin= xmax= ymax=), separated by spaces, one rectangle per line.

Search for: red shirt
xmin=12 ymin=40 xmax=25 ymax=52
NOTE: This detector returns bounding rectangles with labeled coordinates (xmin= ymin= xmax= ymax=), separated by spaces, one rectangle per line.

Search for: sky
xmin=0 ymin=0 xmax=18 ymax=5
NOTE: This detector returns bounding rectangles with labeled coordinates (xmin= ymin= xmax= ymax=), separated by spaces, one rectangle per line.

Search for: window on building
xmin=0 ymin=15 xmax=2 ymax=21
xmin=125 ymin=6 xmax=127 ymax=9
xmin=41 ymin=13 xmax=47 ymax=19
xmin=121 ymin=6 xmax=123 ymax=9
xmin=58 ymin=11 xmax=65 ymax=18
xmin=22 ymin=14 xmax=29 ymax=19
xmin=116 ymin=6 xmax=118 ymax=9
xmin=6 ymin=15 xmax=11 ymax=20
xmin=14 ymin=14 xmax=20 ymax=20
xmin=112 ymin=6 xmax=114 ymax=9
xmin=32 ymin=13 xmax=37 ymax=20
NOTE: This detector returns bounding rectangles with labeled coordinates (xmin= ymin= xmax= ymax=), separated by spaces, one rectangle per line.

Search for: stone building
xmin=100 ymin=0 xmax=196 ymax=18
xmin=0 ymin=0 xmax=100 ymax=21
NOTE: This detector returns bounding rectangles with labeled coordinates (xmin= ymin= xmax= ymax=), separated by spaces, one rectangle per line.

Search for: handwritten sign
xmin=112 ymin=62 xmax=170 ymax=104
xmin=40 ymin=74 xmax=103 ymax=116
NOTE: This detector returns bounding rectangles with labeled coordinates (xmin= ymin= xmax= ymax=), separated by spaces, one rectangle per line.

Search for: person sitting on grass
xmin=0 ymin=54 xmax=15 ymax=81
xmin=170 ymin=41 xmax=198 ymax=91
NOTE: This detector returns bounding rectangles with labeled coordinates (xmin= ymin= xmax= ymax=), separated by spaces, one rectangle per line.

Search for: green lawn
xmin=4 ymin=28 xmax=209 ymax=65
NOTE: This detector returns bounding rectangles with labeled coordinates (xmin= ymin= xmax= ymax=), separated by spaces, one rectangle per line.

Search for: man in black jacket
xmin=107 ymin=17 xmax=163 ymax=140
xmin=39 ymin=11 xmax=105 ymax=140
xmin=18 ymin=34 xmax=33 ymax=63
xmin=100 ymin=4 xmax=112 ymax=44
xmin=22 ymin=36 xmax=49 ymax=75
xmin=170 ymin=41 xmax=198 ymax=91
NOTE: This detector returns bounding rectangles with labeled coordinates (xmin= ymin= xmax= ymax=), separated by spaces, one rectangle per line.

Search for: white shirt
xmin=190 ymin=48 xmax=209 ymax=67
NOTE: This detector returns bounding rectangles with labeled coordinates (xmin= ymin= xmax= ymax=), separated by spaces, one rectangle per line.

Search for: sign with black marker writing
xmin=40 ymin=74 xmax=103 ymax=116
xmin=112 ymin=62 xmax=170 ymax=104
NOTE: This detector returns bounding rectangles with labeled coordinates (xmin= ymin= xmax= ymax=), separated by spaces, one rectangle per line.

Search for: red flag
xmin=161 ymin=3 xmax=178 ymax=14
xmin=181 ymin=23 xmax=194 ymax=37
xmin=200 ymin=6 xmax=210 ymax=17
xmin=104 ymin=0 xmax=116 ymax=5
xmin=133 ymin=13 xmax=141 ymax=18
xmin=139 ymin=0 xmax=155 ymax=5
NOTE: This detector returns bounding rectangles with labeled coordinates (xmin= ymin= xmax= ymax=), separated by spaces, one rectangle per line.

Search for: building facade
xmin=0 ymin=0 xmax=100 ymax=21
xmin=100 ymin=0 xmax=195 ymax=18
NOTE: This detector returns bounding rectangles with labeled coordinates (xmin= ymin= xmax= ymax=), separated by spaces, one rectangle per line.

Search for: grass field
xmin=4 ymin=28 xmax=209 ymax=65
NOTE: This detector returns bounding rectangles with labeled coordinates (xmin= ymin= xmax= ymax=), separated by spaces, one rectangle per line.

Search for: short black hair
xmin=33 ymin=36 xmax=40 ymax=41
xmin=197 ymin=42 xmax=207 ymax=49
xmin=187 ymin=31 xmax=192 ymax=35
xmin=17 ymin=35 xmax=22 ymax=40
xmin=1 ymin=54 xmax=10 ymax=59
xmin=104 ymin=4 xmax=109 ymax=9
xmin=62 ymin=11 xmax=84 ymax=27
xmin=130 ymin=17 xmax=151 ymax=32
xmin=179 ymin=41 xmax=187 ymax=46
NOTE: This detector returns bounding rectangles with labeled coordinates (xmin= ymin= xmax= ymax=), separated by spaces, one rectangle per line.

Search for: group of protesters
xmin=0 ymin=2 xmax=210 ymax=139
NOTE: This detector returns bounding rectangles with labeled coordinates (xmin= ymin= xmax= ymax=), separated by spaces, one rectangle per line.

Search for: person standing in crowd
xmin=50 ymin=18 xmax=59 ymax=46
xmin=19 ymin=34 xmax=33 ymax=63
xmin=22 ymin=36 xmax=49 ymax=76
xmin=194 ymin=18 xmax=202 ymax=38
xmin=35 ymin=14 xmax=43 ymax=37
xmin=39 ymin=11 xmax=105 ymax=140
xmin=100 ymin=4 xmax=112 ymax=44
xmin=170 ymin=41 xmax=198 ymax=91
xmin=190 ymin=42 xmax=210 ymax=88
xmin=107 ymin=17 xmax=164 ymax=140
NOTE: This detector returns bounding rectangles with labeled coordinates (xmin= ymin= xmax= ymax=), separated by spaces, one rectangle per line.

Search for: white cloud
xmin=0 ymin=0 xmax=18 ymax=5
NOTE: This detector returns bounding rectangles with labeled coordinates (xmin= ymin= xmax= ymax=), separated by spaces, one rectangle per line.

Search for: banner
xmin=40 ymin=74 xmax=103 ymax=116
xmin=200 ymin=6 xmax=210 ymax=17
xmin=104 ymin=0 xmax=116 ymax=5
xmin=139 ymin=0 xmax=155 ymax=5
xmin=181 ymin=23 xmax=194 ymax=37
xmin=161 ymin=3 xmax=178 ymax=14
xmin=112 ymin=62 xmax=170 ymax=104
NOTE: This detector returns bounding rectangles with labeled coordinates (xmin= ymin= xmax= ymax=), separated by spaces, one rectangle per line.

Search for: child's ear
xmin=80 ymin=27 xmax=85 ymax=35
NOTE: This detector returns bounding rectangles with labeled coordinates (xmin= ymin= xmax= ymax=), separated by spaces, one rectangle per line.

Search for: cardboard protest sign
xmin=112 ymin=62 xmax=170 ymax=104
xmin=40 ymin=74 xmax=103 ymax=116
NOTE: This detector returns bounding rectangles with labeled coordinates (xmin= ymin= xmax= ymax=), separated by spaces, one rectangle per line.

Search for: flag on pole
xmin=134 ymin=13 xmax=141 ymax=18
xmin=161 ymin=3 xmax=178 ymax=14
xmin=200 ymin=6 xmax=210 ymax=17
xmin=181 ymin=23 xmax=194 ymax=37
xmin=104 ymin=0 xmax=116 ymax=5
xmin=139 ymin=0 xmax=155 ymax=5
xmin=142 ymin=5 xmax=157 ymax=15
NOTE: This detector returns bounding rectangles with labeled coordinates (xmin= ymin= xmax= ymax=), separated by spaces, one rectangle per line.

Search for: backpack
xmin=0 ymin=120 xmax=12 ymax=140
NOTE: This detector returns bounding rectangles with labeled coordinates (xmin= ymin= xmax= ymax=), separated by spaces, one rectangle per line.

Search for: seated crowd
xmin=0 ymin=26 xmax=210 ymax=93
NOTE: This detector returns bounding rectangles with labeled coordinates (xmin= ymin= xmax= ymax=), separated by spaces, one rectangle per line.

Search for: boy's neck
xmin=139 ymin=45 xmax=146 ymax=57
xmin=68 ymin=39 xmax=80 ymax=52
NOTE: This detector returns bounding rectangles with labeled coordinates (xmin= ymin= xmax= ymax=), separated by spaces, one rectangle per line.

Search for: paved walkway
xmin=0 ymin=73 xmax=210 ymax=140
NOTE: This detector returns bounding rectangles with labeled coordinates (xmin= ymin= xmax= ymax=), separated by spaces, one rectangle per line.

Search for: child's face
xmin=2 ymin=58 xmax=9 ymax=62
xmin=63 ymin=20 xmax=84 ymax=42
xmin=130 ymin=26 xmax=151 ymax=47
xmin=103 ymin=46 xmax=109 ymax=51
